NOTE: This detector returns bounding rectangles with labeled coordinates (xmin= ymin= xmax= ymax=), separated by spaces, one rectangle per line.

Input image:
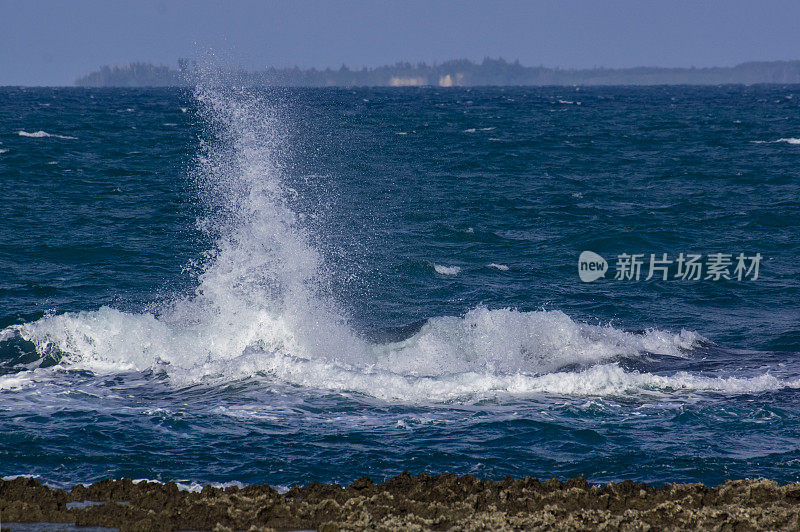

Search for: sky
xmin=2 ymin=0 xmax=800 ymax=86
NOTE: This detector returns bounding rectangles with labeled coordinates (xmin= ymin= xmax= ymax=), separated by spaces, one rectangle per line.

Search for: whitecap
xmin=434 ymin=264 xmax=461 ymax=275
xmin=487 ymin=263 xmax=509 ymax=271
xmin=2 ymin=302 xmax=718 ymax=403
xmin=18 ymin=130 xmax=76 ymax=140
xmin=751 ymin=137 xmax=800 ymax=145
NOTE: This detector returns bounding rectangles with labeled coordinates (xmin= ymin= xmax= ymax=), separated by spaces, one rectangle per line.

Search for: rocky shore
xmin=2 ymin=473 xmax=800 ymax=531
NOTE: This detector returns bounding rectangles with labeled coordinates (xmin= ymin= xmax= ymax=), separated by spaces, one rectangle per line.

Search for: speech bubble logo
xmin=578 ymin=251 xmax=608 ymax=282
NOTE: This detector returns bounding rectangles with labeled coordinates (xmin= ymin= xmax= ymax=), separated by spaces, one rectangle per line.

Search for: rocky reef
xmin=2 ymin=473 xmax=800 ymax=531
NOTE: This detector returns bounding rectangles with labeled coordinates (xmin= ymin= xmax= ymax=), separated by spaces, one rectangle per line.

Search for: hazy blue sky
xmin=2 ymin=0 xmax=800 ymax=86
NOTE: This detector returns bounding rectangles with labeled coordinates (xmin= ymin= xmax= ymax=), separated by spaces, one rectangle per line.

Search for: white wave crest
xmin=18 ymin=130 xmax=76 ymax=140
xmin=7 ymin=304 xmax=709 ymax=402
xmin=434 ymin=264 xmax=461 ymax=275
xmin=752 ymin=137 xmax=800 ymax=145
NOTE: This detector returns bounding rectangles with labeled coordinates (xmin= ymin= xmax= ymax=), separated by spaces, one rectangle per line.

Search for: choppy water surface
xmin=1 ymin=85 xmax=799 ymax=488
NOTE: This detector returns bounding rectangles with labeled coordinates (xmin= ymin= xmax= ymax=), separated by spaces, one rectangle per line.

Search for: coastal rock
xmin=2 ymin=474 xmax=800 ymax=530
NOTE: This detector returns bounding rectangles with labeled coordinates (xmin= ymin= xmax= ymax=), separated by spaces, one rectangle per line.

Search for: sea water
xmin=0 ymin=85 xmax=799 ymax=489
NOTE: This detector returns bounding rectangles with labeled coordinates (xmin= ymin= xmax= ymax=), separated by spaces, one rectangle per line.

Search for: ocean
xmin=0 ymin=85 xmax=799 ymax=491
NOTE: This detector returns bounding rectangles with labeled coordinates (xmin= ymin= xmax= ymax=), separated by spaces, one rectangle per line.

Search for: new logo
xmin=578 ymin=251 xmax=608 ymax=282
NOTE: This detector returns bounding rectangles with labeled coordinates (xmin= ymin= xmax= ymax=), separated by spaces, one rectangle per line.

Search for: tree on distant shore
xmin=74 ymin=59 xmax=800 ymax=87
xmin=76 ymin=63 xmax=185 ymax=87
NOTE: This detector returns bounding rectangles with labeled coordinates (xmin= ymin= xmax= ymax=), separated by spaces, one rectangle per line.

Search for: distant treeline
xmin=75 ymin=58 xmax=800 ymax=87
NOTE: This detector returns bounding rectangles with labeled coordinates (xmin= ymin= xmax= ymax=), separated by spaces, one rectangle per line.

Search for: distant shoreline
xmin=2 ymin=473 xmax=799 ymax=530
xmin=74 ymin=58 xmax=800 ymax=87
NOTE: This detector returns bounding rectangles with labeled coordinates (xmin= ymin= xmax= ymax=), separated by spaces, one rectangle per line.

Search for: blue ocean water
xmin=1 ymin=85 xmax=799 ymax=490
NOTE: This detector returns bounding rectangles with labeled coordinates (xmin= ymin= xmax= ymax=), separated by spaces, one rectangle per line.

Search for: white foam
xmin=487 ymin=263 xmax=509 ymax=271
xmin=0 ymin=373 xmax=36 ymax=390
xmin=17 ymin=130 xmax=76 ymax=140
xmin=7 ymin=303 xmax=710 ymax=402
xmin=176 ymin=480 xmax=246 ymax=492
xmin=0 ymin=148 xmax=8 ymax=154
xmin=130 ymin=478 xmax=245 ymax=492
xmin=492 ymin=364 xmax=798 ymax=398
xmin=2 ymin=474 xmax=41 ymax=481
xmin=752 ymin=137 xmax=800 ymax=145
xmin=463 ymin=128 xmax=476 ymax=133
xmin=434 ymin=264 xmax=461 ymax=275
